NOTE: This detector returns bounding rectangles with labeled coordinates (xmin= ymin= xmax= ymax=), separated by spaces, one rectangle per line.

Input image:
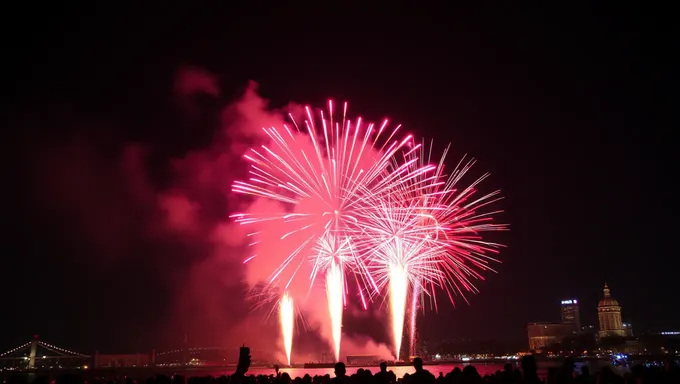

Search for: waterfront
xmin=172 ymin=361 xmax=619 ymax=379
xmin=236 ymin=363 xmax=542 ymax=378
xmin=2 ymin=361 xmax=622 ymax=381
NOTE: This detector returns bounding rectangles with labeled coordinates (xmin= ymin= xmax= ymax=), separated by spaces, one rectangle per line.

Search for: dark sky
xmin=2 ymin=3 xmax=675 ymax=354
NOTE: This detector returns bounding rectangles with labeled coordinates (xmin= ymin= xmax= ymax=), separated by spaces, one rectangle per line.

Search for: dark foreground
xmin=2 ymin=359 xmax=679 ymax=384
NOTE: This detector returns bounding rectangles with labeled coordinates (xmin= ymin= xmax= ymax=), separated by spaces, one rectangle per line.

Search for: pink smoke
xmin=25 ymin=65 xmax=394 ymax=356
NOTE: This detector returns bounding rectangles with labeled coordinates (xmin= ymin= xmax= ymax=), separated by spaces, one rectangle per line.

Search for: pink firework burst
xmin=231 ymin=101 xmax=425 ymax=361
xmin=354 ymin=139 xmax=507 ymax=358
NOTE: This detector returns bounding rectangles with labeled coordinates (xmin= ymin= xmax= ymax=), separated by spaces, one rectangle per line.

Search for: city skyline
xmin=2 ymin=281 xmax=675 ymax=355
xmin=543 ymin=281 xmax=673 ymax=328
xmin=3 ymin=326 xmax=678 ymax=369
xmin=525 ymin=282 xmax=679 ymax=352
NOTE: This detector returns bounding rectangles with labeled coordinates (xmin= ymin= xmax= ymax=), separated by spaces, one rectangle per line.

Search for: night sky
xmin=2 ymin=4 xmax=675 ymax=354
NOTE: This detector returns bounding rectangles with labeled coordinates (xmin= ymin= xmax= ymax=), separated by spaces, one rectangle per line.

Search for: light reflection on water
xmin=192 ymin=361 xmax=621 ymax=380
xmin=198 ymin=362 xmax=579 ymax=379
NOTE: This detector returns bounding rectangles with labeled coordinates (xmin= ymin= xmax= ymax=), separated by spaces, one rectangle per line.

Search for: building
xmin=597 ymin=283 xmax=626 ymax=338
xmin=346 ymin=355 xmax=380 ymax=365
xmin=527 ymin=322 xmax=575 ymax=350
xmin=560 ymin=299 xmax=581 ymax=332
xmin=622 ymin=323 xmax=633 ymax=337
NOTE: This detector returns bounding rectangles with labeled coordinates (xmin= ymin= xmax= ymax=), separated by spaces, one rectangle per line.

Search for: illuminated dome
xmin=597 ymin=283 xmax=619 ymax=308
xmin=598 ymin=283 xmax=620 ymax=307
xmin=597 ymin=282 xmax=626 ymax=338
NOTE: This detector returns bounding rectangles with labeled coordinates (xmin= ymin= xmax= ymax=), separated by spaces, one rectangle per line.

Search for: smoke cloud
xmin=16 ymin=66 xmax=393 ymax=359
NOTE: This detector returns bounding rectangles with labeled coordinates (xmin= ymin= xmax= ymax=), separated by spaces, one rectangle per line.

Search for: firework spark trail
xmin=408 ymin=282 xmax=420 ymax=357
xmin=280 ymin=292 xmax=294 ymax=365
xmin=408 ymin=142 xmax=507 ymax=306
xmin=231 ymin=101 xmax=422 ymax=361
xmin=356 ymin=197 xmax=447 ymax=293
xmin=353 ymin=176 xmax=447 ymax=359
xmin=357 ymin=197 xmax=444 ymax=359
xmin=389 ymin=141 xmax=506 ymax=300
xmin=356 ymin=141 xmax=507 ymax=358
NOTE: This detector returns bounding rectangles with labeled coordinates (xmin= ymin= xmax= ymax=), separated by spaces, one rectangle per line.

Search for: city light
xmin=561 ymin=299 xmax=577 ymax=304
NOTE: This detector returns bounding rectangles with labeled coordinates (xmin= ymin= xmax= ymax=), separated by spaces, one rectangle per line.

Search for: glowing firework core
xmin=326 ymin=261 xmax=344 ymax=361
xmin=280 ymin=292 xmax=294 ymax=365
xmin=389 ymin=262 xmax=408 ymax=360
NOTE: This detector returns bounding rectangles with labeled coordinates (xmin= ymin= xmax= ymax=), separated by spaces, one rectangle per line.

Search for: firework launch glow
xmin=279 ymin=292 xmax=294 ymax=365
xmin=231 ymin=101 xmax=506 ymax=363
xmin=326 ymin=261 xmax=344 ymax=361
xmin=389 ymin=261 xmax=408 ymax=359
xmin=314 ymin=234 xmax=357 ymax=360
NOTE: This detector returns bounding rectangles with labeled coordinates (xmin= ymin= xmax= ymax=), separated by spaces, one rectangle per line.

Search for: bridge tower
xmin=28 ymin=335 xmax=38 ymax=369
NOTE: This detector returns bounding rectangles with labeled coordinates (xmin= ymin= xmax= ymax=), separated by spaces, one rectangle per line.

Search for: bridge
xmin=1 ymin=336 xmax=279 ymax=369
xmin=0 ymin=335 xmax=89 ymax=369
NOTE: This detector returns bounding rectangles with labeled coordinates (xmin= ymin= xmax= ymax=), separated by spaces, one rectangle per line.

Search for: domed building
xmin=597 ymin=283 xmax=626 ymax=338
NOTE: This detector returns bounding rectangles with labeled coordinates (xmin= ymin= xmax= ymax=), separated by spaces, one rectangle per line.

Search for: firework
xmin=326 ymin=261 xmax=344 ymax=361
xmin=355 ymin=140 xmax=506 ymax=359
xmin=408 ymin=282 xmax=420 ymax=357
xmin=279 ymin=292 xmax=294 ymax=365
xmin=408 ymin=141 xmax=507 ymax=303
xmin=355 ymin=194 xmax=445 ymax=359
xmin=231 ymin=101 xmax=419 ymax=362
xmin=313 ymin=234 xmax=355 ymax=361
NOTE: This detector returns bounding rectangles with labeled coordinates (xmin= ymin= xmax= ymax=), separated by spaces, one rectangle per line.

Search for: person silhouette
xmin=411 ymin=358 xmax=435 ymax=384
xmin=520 ymin=355 xmax=541 ymax=384
xmin=232 ymin=346 xmax=251 ymax=384
xmin=375 ymin=361 xmax=390 ymax=384
xmin=331 ymin=362 xmax=350 ymax=384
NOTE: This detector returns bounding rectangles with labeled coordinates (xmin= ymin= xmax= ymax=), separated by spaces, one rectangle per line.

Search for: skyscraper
xmin=597 ymin=283 xmax=626 ymax=338
xmin=560 ymin=299 xmax=581 ymax=333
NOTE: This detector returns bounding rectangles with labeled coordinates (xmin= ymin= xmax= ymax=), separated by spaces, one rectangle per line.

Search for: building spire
xmin=603 ymin=282 xmax=611 ymax=298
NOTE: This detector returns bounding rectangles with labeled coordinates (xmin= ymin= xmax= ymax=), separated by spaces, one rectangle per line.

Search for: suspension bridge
xmin=0 ymin=336 xmax=278 ymax=369
xmin=0 ymin=335 xmax=89 ymax=369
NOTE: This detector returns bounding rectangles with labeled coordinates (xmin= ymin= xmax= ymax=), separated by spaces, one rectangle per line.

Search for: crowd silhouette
xmin=3 ymin=355 xmax=679 ymax=384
